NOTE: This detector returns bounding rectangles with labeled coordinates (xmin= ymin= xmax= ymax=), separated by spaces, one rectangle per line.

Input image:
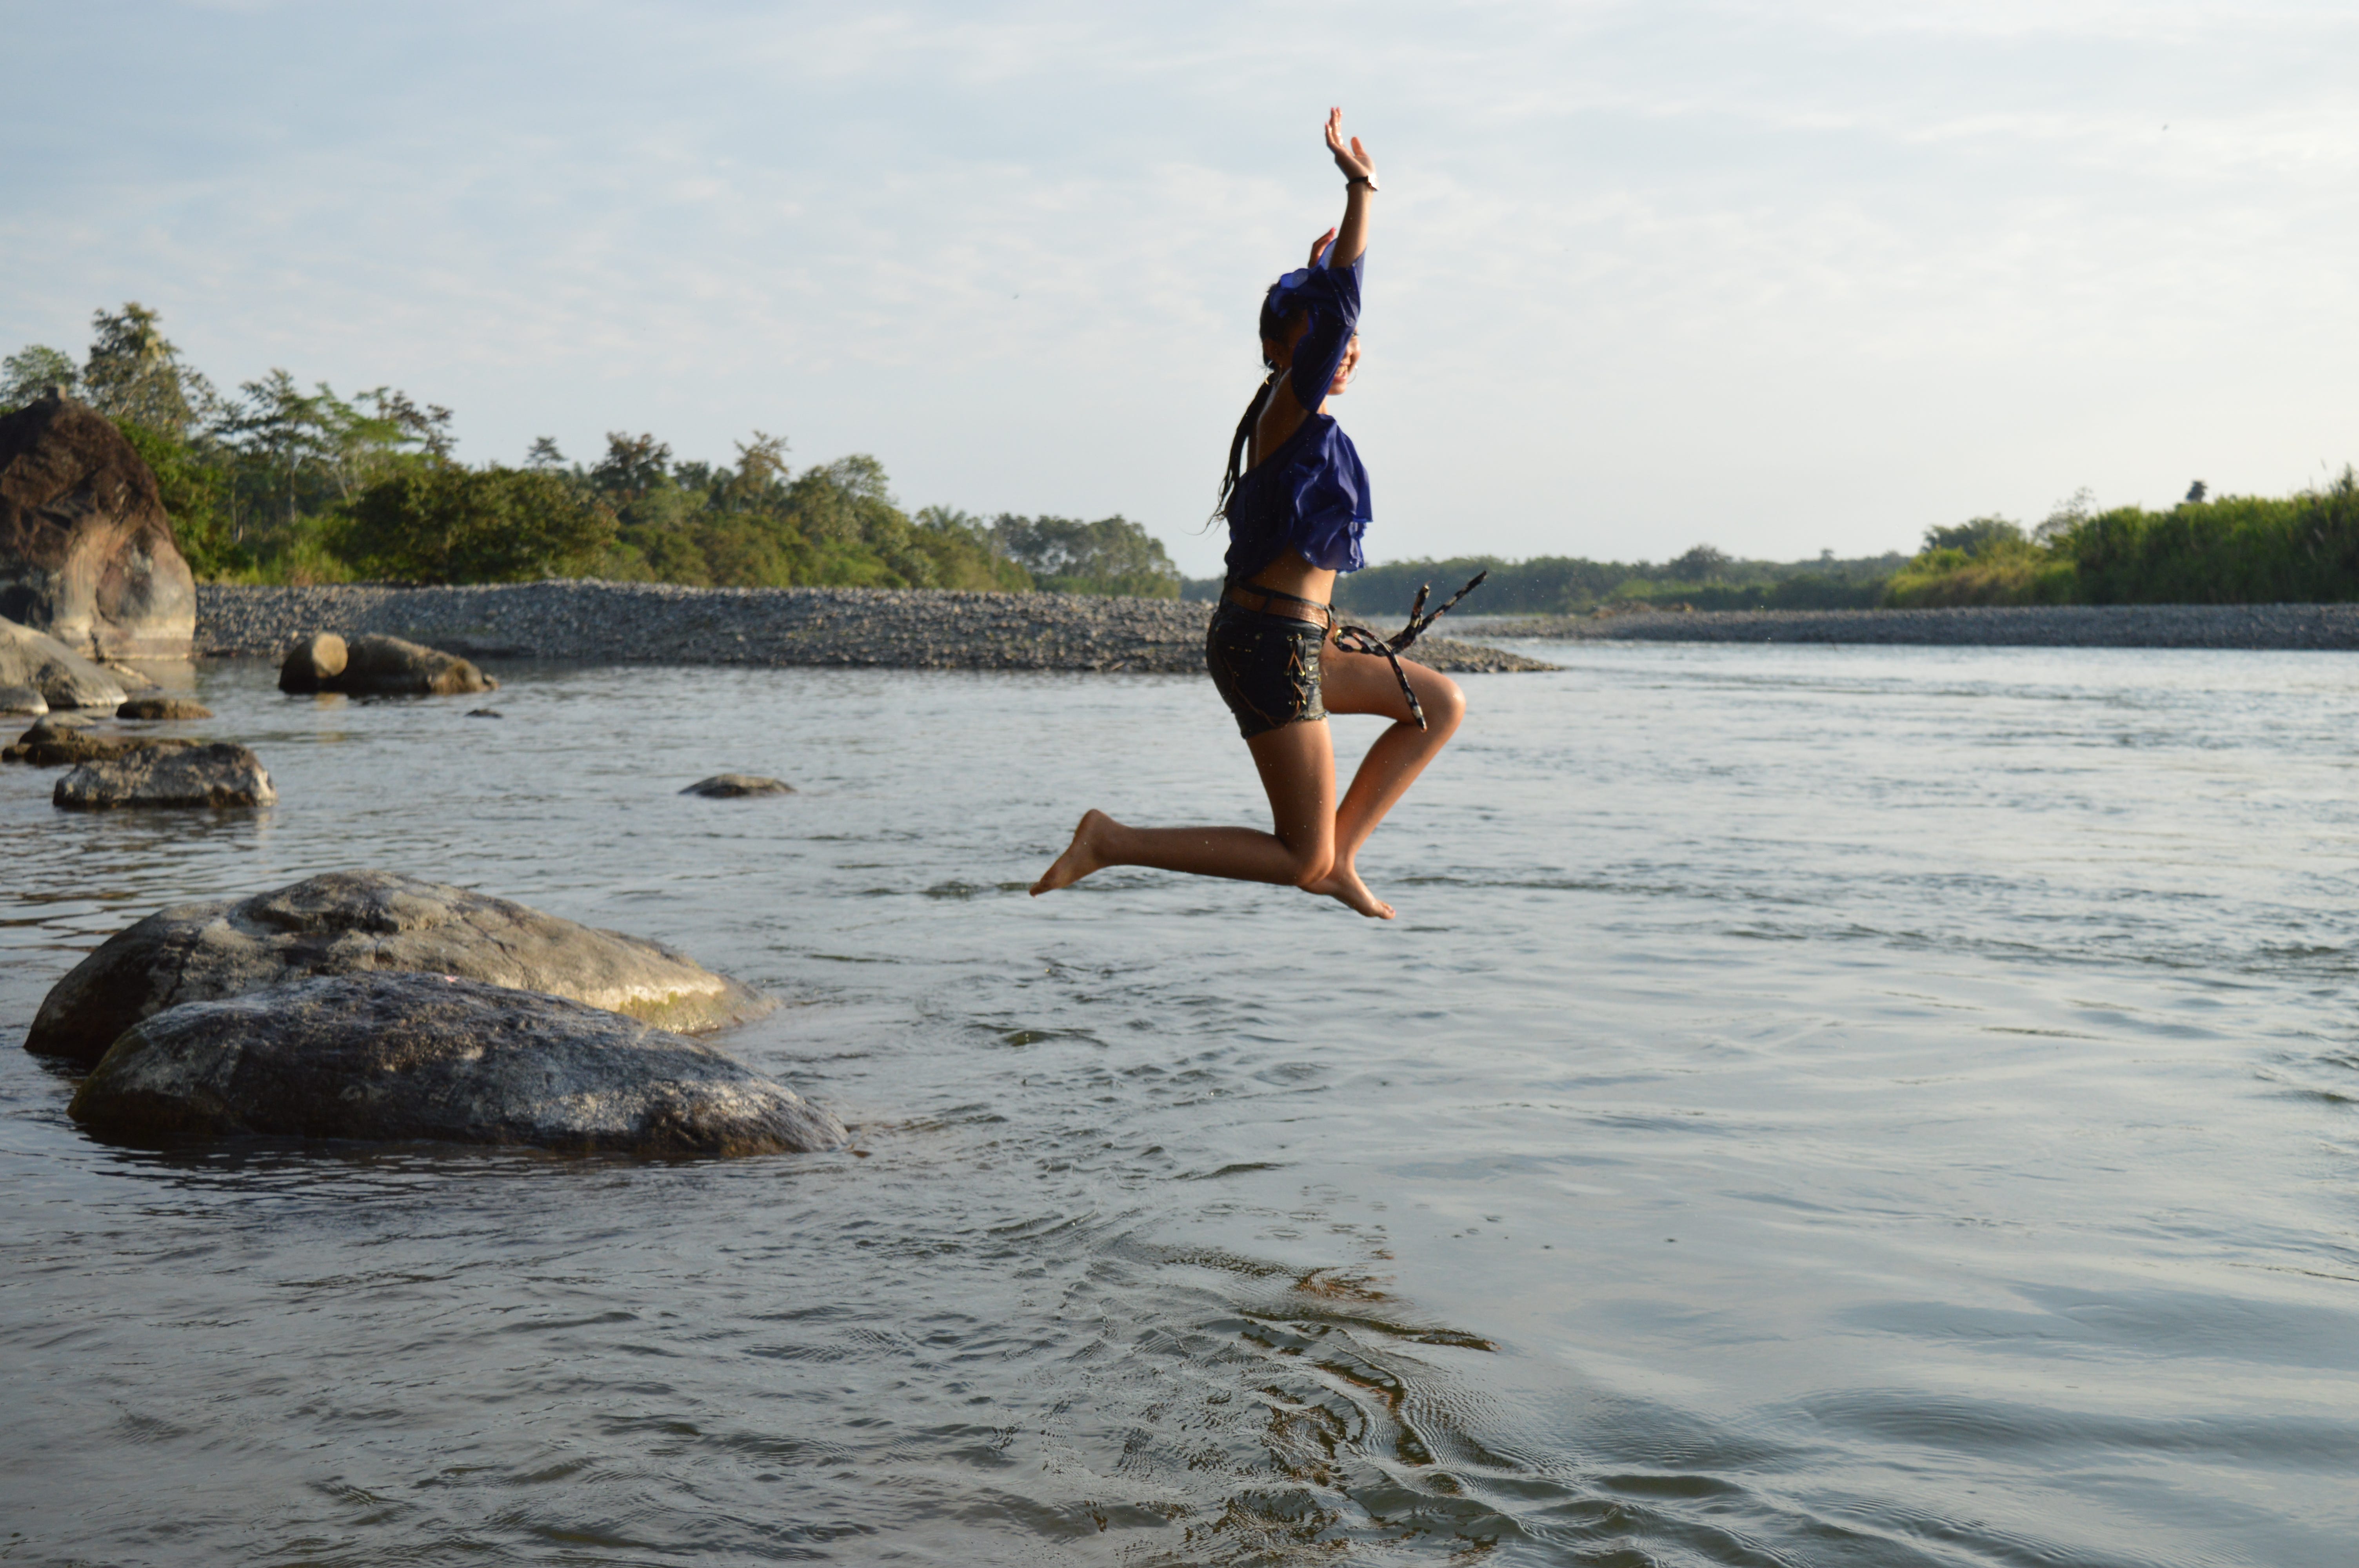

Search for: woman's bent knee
xmin=1288 ymin=849 xmax=1335 ymax=889
xmin=1423 ymin=675 xmax=1467 ymax=734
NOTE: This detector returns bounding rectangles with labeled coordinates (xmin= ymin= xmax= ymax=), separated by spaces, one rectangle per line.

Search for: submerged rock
xmin=116 ymin=697 xmax=213 ymax=720
xmin=68 ymin=972 xmax=845 ymax=1156
xmin=336 ymin=634 xmax=494 ymax=696
xmin=24 ymin=868 xmax=773 ymax=1065
xmin=6 ymin=715 xmax=199 ymax=765
xmin=682 ymin=773 xmax=795 ymax=798
xmin=0 ymin=614 xmax=128 ymax=709
xmin=53 ymin=741 xmax=273 ymax=809
xmin=0 ymin=392 xmax=197 ymax=660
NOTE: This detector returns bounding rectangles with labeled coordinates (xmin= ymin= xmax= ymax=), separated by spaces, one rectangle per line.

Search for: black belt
xmin=1330 ymin=572 xmax=1488 ymax=730
xmin=1220 ymin=582 xmax=1334 ymax=630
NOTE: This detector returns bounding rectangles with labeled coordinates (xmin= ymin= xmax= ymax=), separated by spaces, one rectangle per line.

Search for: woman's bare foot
xmin=1305 ymin=861 xmax=1394 ymax=919
xmin=1030 ymin=809 xmax=1114 ymax=896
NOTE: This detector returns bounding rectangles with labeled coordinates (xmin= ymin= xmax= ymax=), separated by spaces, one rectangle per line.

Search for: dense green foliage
xmin=988 ymin=515 xmax=1181 ymax=598
xmin=2 ymin=303 xmax=1160 ymax=596
xmin=344 ymin=466 xmax=615 ymax=583
xmin=1885 ymin=474 xmax=2359 ymax=606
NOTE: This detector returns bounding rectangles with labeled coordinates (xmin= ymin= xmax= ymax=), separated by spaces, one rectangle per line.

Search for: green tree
xmin=343 ymin=465 xmax=616 ymax=583
xmin=83 ymin=303 xmax=216 ymax=436
xmin=1922 ymin=517 xmax=2026 ymax=557
xmin=0 ymin=345 xmax=79 ymax=412
xmin=990 ymin=514 xmax=1182 ymax=597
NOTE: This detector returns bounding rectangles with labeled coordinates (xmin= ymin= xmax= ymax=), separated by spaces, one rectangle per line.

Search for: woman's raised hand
xmin=1306 ymin=227 xmax=1337 ymax=267
xmin=1324 ymin=107 xmax=1376 ymax=185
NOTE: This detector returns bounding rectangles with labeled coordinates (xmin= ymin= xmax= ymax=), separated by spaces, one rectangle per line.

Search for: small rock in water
xmin=51 ymin=742 xmax=274 ymax=810
xmin=67 ymin=972 xmax=846 ymax=1156
xmin=467 ymin=708 xmax=503 ymax=718
xmin=682 ymin=773 xmax=796 ymax=798
xmin=6 ymin=719 xmax=198 ymax=766
xmin=23 ymin=867 xmax=774 ymax=1064
xmin=0 ymin=684 xmax=46 ymax=717
xmin=115 ymin=697 xmax=214 ymax=720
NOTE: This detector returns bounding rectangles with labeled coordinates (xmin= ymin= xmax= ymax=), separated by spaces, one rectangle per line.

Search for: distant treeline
xmin=1185 ymin=480 xmax=2359 ymax=616
xmin=0 ymin=305 xmax=1181 ymax=599
xmin=1185 ymin=544 xmax=1905 ymax=616
xmin=14 ymin=304 xmax=2358 ymax=613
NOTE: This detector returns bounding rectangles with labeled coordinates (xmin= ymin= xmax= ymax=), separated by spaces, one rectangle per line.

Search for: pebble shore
xmin=195 ymin=582 xmax=1556 ymax=674
xmin=1456 ymin=603 xmax=2359 ymax=649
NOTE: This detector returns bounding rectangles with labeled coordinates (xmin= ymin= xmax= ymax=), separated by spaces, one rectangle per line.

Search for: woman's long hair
xmin=1212 ymin=290 xmax=1305 ymax=523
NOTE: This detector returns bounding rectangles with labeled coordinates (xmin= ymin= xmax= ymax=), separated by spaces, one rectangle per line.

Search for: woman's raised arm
xmin=1323 ymin=107 xmax=1377 ymax=267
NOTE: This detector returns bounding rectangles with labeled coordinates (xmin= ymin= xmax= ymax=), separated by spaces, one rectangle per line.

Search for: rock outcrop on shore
xmin=0 ymin=615 xmax=129 ymax=709
xmin=1467 ymin=603 xmax=2359 ymax=649
xmin=24 ymin=869 xmax=774 ymax=1065
xmin=198 ymin=582 xmax=1556 ymax=674
xmin=0 ymin=392 xmax=196 ymax=660
xmin=53 ymin=742 xmax=274 ymax=811
xmin=68 ymin=971 xmax=845 ymax=1156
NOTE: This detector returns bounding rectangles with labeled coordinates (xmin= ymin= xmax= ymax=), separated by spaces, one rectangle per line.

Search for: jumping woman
xmin=1032 ymin=109 xmax=1473 ymax=921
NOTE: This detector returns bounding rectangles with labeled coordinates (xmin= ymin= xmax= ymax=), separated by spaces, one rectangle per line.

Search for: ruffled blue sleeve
xmin=1267 ymin=250 xmax=1363 ymax=411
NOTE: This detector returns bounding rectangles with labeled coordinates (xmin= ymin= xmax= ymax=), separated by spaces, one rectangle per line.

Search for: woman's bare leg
xmin=1030 ymin=720 xmax=1339 ymax=896
xmin=1309 ymin=648 xmax=1466 ymax=912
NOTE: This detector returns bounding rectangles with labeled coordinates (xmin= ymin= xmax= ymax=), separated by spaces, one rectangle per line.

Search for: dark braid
xmin=1212 ymin=289 xmax=1306 ymax=522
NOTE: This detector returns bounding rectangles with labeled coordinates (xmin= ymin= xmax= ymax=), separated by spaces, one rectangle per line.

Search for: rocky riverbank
xmin=1456 ymin=603 xmax=2359 ymax=649
xmin=196 ymin=582 xmax=1556 ymax=673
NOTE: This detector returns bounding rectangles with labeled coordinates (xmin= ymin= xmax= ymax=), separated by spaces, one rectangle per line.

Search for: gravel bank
xmin=1455 ymin=603 xmax=2359 ymax=649
xmin=196 ymin=582 xmax=1555 ymax=674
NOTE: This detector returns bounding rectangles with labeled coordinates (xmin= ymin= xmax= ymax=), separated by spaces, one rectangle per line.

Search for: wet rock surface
xmin=278 ymin=631 xmax=347 ymax=691
xmin=682 ymin=773 xmax=795 ymax=798
xmin=1464 ymin=603 xmax=2359 ymax=648
xmin=115 ymin=697 xmax=214 ymax=720
xmin=24 ymin=869 xmax=774 ymax=1065
xmin=52 ymin=741 xmax=272 ymax=810
xmin=0 ymin=684 xmax=45 ymax=715
xmin=67 ymin=972 xmax=845 ymax=1156
xmin=0 ymin=392 xmax=196 ymax=659
xmin=280 ymin=631 xmax=494 ymax=696
xmin=0 ymin=614 xmax=129 ymax=708
xmin=5 ymin=716 xmax=197 ymax=764
xmin=196 ymin=582 xmax=1555 ymax=674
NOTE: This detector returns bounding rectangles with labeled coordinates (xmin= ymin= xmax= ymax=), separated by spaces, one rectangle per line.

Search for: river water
xmin=2 ymin=644 xmax=2354 ymax=1566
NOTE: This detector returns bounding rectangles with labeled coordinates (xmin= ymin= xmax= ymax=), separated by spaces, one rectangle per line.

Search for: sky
xmin=4 ymin=0 xmax=2355 ymax=577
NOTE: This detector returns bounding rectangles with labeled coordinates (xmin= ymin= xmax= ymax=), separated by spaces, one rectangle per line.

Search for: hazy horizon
xmin=6 ymin=1 xmax=2353 ymax=578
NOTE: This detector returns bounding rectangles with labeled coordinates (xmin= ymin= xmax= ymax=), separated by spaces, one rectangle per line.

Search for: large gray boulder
xmin=24 ymin=869 xmax=772 ymax=1065
xmin=0 ymin=684 xmax=44 ymax=716
xmin=0 ymin=392 xmax=196 ymax=660
xmin=0 ymin=614 xmax=129 ymax=709
xmin=53 ymin=741 xmax=273 ymax=809
xmin=68 ymin=972 xmax=844 ymax=1156
xmin=281 ymin=633 xmax=494 ymax=697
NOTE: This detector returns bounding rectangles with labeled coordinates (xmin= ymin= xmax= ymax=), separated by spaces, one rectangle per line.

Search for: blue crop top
xmin=1222 ymin=249 xmax=1369 ymax=587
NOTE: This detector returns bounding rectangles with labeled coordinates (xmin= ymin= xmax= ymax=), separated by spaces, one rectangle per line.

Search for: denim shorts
xmin=1205 ymin=601 xmax=1328 ymax=738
